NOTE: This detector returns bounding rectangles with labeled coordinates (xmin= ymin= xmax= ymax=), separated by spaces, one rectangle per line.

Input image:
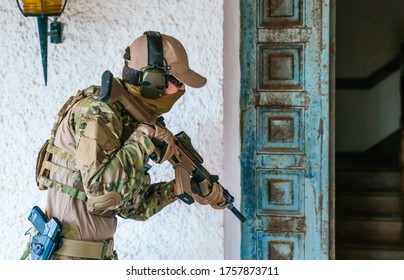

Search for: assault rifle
xmin=100 ymin=70 xmax=246 ymax=222
xmin=28 ymin=206 xmax=63 ymax=260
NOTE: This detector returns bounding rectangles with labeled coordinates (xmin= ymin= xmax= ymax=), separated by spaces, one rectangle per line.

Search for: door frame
xmin=329 ymin=0 xmax=336 ymax=260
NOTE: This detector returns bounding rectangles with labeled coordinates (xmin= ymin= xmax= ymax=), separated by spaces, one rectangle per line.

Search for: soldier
xmin=22 ymin=31 xmax=228 ymax=260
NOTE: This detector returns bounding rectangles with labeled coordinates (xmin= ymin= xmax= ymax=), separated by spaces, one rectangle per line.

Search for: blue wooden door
xmin=240 ymin=0 xmax=331 ymax=259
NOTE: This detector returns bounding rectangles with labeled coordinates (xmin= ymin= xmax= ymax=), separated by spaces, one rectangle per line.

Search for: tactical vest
xmin=36 ymin=84 xmax=151 ymax=214
xmin=35 ymin=86 xmax=101 ymax=202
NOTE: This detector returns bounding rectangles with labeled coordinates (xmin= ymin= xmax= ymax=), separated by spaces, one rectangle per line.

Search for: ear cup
xmin=140 ymin=68 xmax=167 ymax=99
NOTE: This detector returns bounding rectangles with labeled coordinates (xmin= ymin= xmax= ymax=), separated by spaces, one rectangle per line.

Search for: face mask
xmin=124 ymin=82 xmax=185 ymax=115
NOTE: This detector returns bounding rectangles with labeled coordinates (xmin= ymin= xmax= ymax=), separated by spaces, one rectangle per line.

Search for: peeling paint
xmin=241 ymin=0 xmax=330 ymax=260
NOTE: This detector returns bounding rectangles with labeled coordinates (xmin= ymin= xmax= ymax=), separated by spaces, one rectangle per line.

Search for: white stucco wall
xmin=0 ymin=0 xmax=232 ymax=260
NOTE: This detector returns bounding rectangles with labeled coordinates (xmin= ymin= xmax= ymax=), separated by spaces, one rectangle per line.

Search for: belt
xmin=55 ymin=237 xmax=114 ymax=259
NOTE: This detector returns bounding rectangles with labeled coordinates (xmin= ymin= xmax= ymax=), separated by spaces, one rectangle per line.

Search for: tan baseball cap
xmin=128 ymin=33 xmax=207 ymax=88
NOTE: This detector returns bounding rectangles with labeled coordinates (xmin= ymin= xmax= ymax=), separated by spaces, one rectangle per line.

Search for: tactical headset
xmin=138 ymin=31 xmax=170 ymax=99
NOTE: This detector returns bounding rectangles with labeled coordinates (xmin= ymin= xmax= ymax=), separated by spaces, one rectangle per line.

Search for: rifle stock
xmin=100 ymin=70 xmax=246 ymax=222
xmin=100 ymin=70 xmax=158 ymax=125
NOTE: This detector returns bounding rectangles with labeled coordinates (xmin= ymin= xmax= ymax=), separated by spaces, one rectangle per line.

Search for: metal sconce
xmin=17 ymin=0 xmax=68 ymax=86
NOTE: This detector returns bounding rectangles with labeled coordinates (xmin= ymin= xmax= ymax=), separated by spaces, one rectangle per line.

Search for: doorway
xmin=335 ymin=0 xmax=404 ymax=259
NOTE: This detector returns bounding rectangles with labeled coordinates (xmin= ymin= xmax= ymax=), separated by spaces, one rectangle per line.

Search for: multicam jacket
xmin=36 ymin=85 xmax=177 ymax=241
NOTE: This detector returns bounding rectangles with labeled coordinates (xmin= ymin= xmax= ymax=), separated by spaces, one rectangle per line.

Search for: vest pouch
xmin=35 ymin=140 xmax=50 ymax=190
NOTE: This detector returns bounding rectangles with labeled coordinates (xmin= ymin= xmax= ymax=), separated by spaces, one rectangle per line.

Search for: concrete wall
xmin=336 ymin=0 xmax=404 ymax=152
xmin=0 ymin=0 xmax=239 ymax=260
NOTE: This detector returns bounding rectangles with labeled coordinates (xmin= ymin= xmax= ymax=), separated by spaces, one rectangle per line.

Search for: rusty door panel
xmin=240 ymin=0 xmax=330 ymax=259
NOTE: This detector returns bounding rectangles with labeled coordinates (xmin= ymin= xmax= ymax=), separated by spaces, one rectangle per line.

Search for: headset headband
xmin=144 ymin=31 xmax=164 ymax=69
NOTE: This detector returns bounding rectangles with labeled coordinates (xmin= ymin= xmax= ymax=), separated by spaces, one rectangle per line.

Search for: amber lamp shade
xmin=17 ymin=0 xmax=67 ymax=17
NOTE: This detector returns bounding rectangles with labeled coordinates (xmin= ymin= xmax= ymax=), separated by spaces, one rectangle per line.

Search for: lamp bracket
xmin=49 ymin=20 xmax=62 ymax=44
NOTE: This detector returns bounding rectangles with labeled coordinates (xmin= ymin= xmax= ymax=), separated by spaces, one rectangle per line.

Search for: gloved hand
xmin=191 ymin=176 xmax=228 ymax=210
xmin=135 ymin=123 xmax=179 ymax=163
xmin=135 ymin=123 xmax=155 ymax=138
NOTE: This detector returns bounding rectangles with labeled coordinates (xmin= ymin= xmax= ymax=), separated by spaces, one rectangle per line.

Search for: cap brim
xmin=176 ymin=69 xmax=207 ymax=88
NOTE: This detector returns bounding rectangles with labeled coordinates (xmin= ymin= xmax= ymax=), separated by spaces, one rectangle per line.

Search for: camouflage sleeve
xmin=118 ymin=181 xmax=177 ymax=221
xmin=72 ymin=97 xmax=176 ymax=219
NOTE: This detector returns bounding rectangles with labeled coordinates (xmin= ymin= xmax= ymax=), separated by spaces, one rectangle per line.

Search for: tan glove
xmin=135 ymin=123 xmax=155 ymax=138
xmin=135 ymin=123 xmax=179 ymax=163
xmin=192 ymin=180 xmax=228 ymax=210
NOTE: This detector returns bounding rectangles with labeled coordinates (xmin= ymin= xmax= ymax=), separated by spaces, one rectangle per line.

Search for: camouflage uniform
xmin=27 ymin=84 xmax=177 ymax=260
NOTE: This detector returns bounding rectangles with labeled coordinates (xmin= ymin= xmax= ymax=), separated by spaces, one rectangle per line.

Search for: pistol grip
xmin=174 ymin=165 xmax=194 ymax=205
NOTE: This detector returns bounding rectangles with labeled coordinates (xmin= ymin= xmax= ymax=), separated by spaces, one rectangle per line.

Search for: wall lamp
xmin=17 ymin=0 xmax=68 ymax=86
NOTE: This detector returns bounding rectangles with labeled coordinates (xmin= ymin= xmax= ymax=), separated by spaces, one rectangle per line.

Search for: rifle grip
xmin=174 ymin=165 xmax=195 ymax=205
